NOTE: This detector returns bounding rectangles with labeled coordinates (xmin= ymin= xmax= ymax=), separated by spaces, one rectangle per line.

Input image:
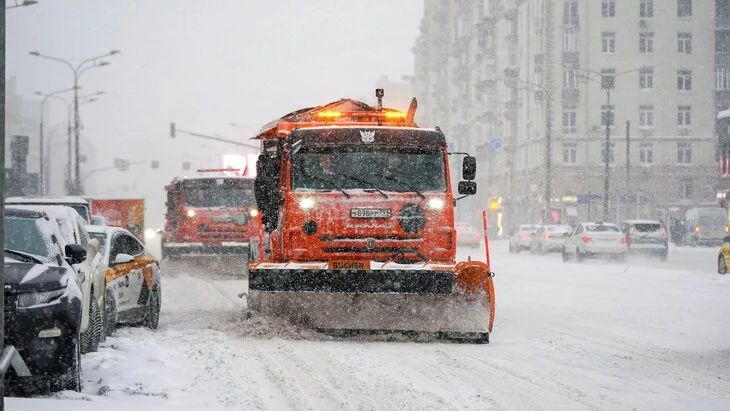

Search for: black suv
xmin=619 ymin=220 xmax=669 ymax=261
xmin=4 ymin=207 xmax=86 ymax=394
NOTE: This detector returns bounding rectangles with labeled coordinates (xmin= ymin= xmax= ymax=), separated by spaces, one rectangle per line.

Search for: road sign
xmin=491 ymin=138 xmax=503 ymax=152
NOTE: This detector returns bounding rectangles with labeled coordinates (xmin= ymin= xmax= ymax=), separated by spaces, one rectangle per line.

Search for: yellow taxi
xmin=88 ymin=225 xmax=162 ymax=334
xmin=718 ymin=235 xmax=730 ymax=275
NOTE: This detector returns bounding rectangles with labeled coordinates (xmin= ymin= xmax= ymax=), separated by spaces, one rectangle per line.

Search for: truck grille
xmin=199 ymin=225 xmax=247 ymax=241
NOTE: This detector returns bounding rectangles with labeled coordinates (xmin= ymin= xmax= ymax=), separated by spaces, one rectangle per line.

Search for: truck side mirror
xmin=458 ymin=181 xmax=477 ymax=196
xmin=462 ymin=156 xmax=476 ymax=181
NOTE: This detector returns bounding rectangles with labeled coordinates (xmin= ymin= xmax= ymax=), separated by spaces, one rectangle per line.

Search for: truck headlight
xmin=144 ymin=228 xmax=157 ymax=240
xmin=250 ymin=208 xmax=260 ymax=217
xmin=299 ymin=198 xmax=316 ymax=211
xmin=17 ymin=289 xmax=65 ymax=308
xmin=427 ymin=198 xmax=445 ymax=210
xmin=186 ymin=209 xmax=196 ymax=218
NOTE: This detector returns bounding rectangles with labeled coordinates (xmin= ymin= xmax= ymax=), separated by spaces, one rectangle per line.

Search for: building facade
xmin=414 ymin=0 xmax=721 ymax=229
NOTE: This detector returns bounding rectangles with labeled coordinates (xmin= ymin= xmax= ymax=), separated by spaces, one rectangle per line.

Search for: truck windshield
xmin=183 ymin=179 xmax=256 ymax=208
xmin=291 ymin=147 xmax=447 ymax=193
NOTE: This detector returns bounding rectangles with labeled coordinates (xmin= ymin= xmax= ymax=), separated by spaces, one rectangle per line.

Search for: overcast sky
xmin=7 ymin=0 xmax=423 ymax=224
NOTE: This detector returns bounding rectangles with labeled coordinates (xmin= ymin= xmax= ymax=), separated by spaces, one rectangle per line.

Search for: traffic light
xmin=488 ymin=197 xmax=502 ymax=212
xmin=550 ymin=208 xmax=562 ymax=223
xmin=170 ymin=122 xmax=176 ymax=138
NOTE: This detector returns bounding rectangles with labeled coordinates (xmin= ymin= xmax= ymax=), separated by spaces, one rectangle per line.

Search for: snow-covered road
xmin=11 ymin=242 xmax=730 ymax=410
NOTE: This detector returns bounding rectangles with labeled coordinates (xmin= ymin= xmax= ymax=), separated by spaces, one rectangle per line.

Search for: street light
xmin=576 ymin=66 xmax=650 ymax=221
xmin=28 ymin=49 xmax=120 ymax=195
xmin=34 ymin=90 xmax=103 ymax=194
xmin=34 ymin=87 xmax=77 ymax=194
xmin=6 ymin=0 xmax=38 ymax=9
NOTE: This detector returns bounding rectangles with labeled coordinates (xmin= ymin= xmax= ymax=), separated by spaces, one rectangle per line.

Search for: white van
xmin=6 ymin=196 xmax=92 ymax=224
xmin=684 ymin=207 xmax=729 ymax=246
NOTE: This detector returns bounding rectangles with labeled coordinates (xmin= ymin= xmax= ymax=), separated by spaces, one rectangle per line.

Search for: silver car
xmin=530 ymin=224 xmax=572 ymax=254
xmin=509 ymin=224 xmax=540 ymax=253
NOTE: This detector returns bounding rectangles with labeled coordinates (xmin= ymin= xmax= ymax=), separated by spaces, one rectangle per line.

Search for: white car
xmin=10 ymin=204 xmax=105 ymax=353
xmin=530 ymin=224 xmax=572 ymax=254
xmin=509 ymin=224 xmax=540 ymax=253
xmin=6 ymin=196 xmax=92 ymax=224
xmin=562 ymin=222 xmax=628 ymax=262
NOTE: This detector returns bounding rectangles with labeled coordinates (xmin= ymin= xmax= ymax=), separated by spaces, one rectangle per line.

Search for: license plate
xmin=350 ymin=208 xmax=391 ymax=219
xmin=328 ymin=260 xmax=371 ymax=270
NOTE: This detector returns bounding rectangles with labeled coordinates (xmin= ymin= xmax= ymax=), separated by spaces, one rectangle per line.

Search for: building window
xmin=563 ymin=143 xmax=577 ymax=164
xmin=679 ymin=180 xmax=693 ymax=199
xmin=602 ymin=0 xmax=615 ymax=17
xmin=717 ymin=68 xmax=730 ymax=90
xmin=564 ymin=0 xmax=579 ymax=25
xmin=677 ymin=70 xmax=692 ymax=91
xmin=677 ymin=141 xmax=692 ymax=164
xmin=639 ymin=143 xmax=653 ymax=165
xmin=640 ymin=0 xmax=654 ymax=17
xmin=717 ymin=31 xmax=730 ymax=53
xmin=677 ymin=32 xmax=692 ymax=54
xmin=563 ymin=27 xmax=578 ymax=52
xmin=678 ymin=105 xmax=692 ymax=127
xmin=601 ymin=68 xmax=616 ymax=90
xmin=639 ymin=105 xmax=654 ymax=130
xmin=639 ymin=67 xmax=654 ymax=89
xmin=602 ymin=32 xmax=616 ymax=53
xmin=677 ymin=0 xmax=692 ymax=18
xmin=601 ymin=142 xmax=616 ymax=164
xmin=564 ymin=69 xmax=577 ymax=88
xmin=639 ymin=32 xmax=654 ymax=54
xmin=563 ymin=105 xmax=577 ymax=134
xmin=601 ymin=105 xmax=615 ymax=127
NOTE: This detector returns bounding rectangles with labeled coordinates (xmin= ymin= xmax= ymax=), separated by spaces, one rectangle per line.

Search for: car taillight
xmin=621 ymin=236 xmax=628 ymax=244
xmin=662 ymin=232 xmax=668 ymax=240
xmin=582 ymin=236 xmax=591 ymax=244
xmin=519 ymin=233 xmax=527 ymax=240
xmin=629 ymin=233 xmax=635 ymax=239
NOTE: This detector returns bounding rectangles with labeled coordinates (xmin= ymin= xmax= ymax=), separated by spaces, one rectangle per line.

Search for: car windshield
xmin=698 ymin=212 xmax=727 ymax=226
xmin=291 ymin=147 xmax=447 ymax=193
xmin=632 ymin=223 xmax=663 ymax=233
xmin=585 ymin=224 xmax=620 ymax=232
xmin=519 ymin=225 xmax=539 ymax=232
xmin=183 ymin=179 xmax=256 ymax=209
xmin=547 ymin=225 xmax=571 ymax=234
xmin=4 ymin=217 xmax=52 ymax=259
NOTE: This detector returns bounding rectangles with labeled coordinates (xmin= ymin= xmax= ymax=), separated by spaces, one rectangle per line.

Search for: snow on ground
xmin=9 ymin=241 xmax=730 ymax=410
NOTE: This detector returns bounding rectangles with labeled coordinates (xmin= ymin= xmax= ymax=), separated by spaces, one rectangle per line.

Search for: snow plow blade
xmin=247 ymin=260 xmax=495 ymax=342
xmin=162 ymin=242 xmax=249 ymax=276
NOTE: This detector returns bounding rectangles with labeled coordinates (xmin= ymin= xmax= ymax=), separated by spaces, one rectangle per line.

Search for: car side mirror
xmin=563 ymin=232 xmax=570 ymax=237
xmin=65 ymin=244 xmax=87 ymax=265
xmin=458 ymin=181 xmax=477 ymax=196
xmin=462 ymin=156 xmax=476 ymax=181
xmin=112 ymin=253 xmax=135 ymax=266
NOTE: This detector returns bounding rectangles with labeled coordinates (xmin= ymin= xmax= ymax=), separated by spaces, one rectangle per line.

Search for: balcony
xmin=562 ymin=52 xmax=579 ymax=66
xmin=562 ymin=88 xmax=580 ymax=104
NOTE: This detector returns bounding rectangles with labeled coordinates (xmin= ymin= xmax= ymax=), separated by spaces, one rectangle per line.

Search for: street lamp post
xmin=35 ymin=87 xmax=76 ymax=194
xmin=34 ymin=91 xmax=103 ymax=194
xmin=29 ymin=49 xmax=120 ymax=195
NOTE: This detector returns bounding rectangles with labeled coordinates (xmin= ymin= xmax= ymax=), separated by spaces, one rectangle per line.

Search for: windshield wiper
xmin=375 ymin=174 xmax=425 ymax=200
xmin=4 ymin=248 xmax=44 ymax=264
xmin=329 ymin=172 xmax=389 ymax=199
xmin=301 ymin=170 xmax=351 ymax=198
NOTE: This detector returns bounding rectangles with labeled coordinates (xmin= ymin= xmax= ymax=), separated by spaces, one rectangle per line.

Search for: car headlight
xmin=299 ymin=198 xmax=316 ymax=211
xmin=17 ymin=289 xmax=65 ymax=308
xmin=427 ymin=198 xmax=445 ymax=210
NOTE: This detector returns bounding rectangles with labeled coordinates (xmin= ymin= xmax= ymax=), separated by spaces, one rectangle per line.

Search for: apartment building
xmin=414 ymin=0 xmax=721 ymax=227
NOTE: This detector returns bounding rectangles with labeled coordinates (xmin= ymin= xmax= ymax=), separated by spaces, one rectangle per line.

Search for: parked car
xmin=682 ymin=207 xmax=729 ymax=247
xmin=619 ymin=220 xmax=668 ymax=261
xmin=5 ymin=196 xmax=92 ymax=224
xmin=456 ymin=222 xmax=482 ymax=249
xmin=87 ymin=225 xmax=162 ymax=331
xmin=530 ymin=224 xmax=572 ymax=254
xmin=718 ymin=235 xmax=730 ymax=274
xmin=4 ymin=207 xmax=85 ymax=393
xmin=91 ymin=214 xmax=108 ymax=226
xmin=509 ymin=224 xmax=540 ymax=253
xmin=10 ymin=205 xmax=104 ymax=353
xmin=562 ymin=222 xmax=628 ymax=262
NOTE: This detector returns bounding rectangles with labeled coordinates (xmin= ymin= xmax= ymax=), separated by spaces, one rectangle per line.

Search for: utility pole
xmin=1 ymin=0 xmax=7 ymax=404
xmin=625 ymin=120 xmax=631 ymax=220
xmin=543 ymin=0 xmax=554 ymax=221
xmin=602 ymin=81 xmax=613 ymax=221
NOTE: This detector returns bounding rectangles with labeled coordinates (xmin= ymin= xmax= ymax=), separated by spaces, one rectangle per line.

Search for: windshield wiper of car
xmin=375 ymin=174 xmax=425 ymax=200
xmin=4 ymin=248 xmax=44 ymax=264
xmin=330 ymin=172 xmax=389 ymax=199
xmin=301 ymin=170 xmax=351 ymax=198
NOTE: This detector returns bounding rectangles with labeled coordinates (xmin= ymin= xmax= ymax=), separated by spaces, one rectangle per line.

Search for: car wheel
xmin=51 ymin=331 xmax=81 ymax=392
xmin=659 ymin=252 xmax=668 ymax=262
xmin=616 ymin=253 xmax=627 ymax=263
xmin=80 ymin=294 xmax=102 ymax=354
xmin=144 ymin=288 xmax=161 ymax=329
xmin=508 ymin=243 xmax=514 ymax=253
xmin=719 ymin=255 xmax=728 ymax=275
xmin=562 ymin=247 xmax=570 ymax=262
xmin=537 ymin=244 xmax=544 ymax=255
xmin=104 ymin=289 xmax=117 ymax=337
xmin=576 ymin=247 xmax=585 ymax=263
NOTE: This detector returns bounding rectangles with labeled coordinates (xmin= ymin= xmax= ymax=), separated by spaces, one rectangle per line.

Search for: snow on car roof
xmin=86 ymin=225 xmax=129 ymax=235
xmin=6 ymin=196 xmax=89 ymax=205
xmin=623 ymin=219 xmax=662 ymax=225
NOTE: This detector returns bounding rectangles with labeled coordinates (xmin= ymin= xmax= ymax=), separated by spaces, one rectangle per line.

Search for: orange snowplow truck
xmin=248 ymin=90 xmax=495 ymax=343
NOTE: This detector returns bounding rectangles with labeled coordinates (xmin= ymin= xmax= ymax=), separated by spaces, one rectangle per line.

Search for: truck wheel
xmin=104 ymin=289 xmax=117 ymax=337
xmin=719 ymin=255 xmax=727 ymax=275
xmin=144 ymin=289 xmax=161 ymax=329
xmin=80 ymin=294 xmax=102 ymax=354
